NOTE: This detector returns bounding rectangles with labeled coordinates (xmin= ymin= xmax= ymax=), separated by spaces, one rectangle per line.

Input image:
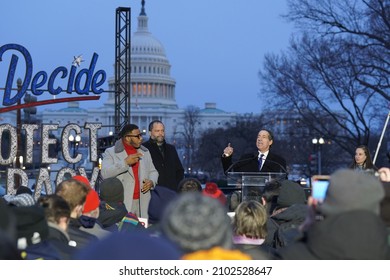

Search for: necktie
xmin=258 ymin=154 xmax=264 ymax=171
xmin=158 ymin=144 xmax=165 ymax=158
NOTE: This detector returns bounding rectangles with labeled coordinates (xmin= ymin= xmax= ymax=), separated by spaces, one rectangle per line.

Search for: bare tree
xmin=259 ymin=0 xmax=389 ymax=155
xmin=285 ymin=0 xmax=390 ymax=101
xmin=180 ymin=105 xmax=200 ymax=173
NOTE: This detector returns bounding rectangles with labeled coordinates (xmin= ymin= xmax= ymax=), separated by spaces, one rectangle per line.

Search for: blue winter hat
xmin=75 ymin=230 xmax=182 ymax=260
xmin=148 ymin=185 xmax=178 ymax=225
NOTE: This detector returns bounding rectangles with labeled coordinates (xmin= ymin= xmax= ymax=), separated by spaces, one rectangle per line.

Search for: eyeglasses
xmin=125 ymin=134 xmax=143 ymax=139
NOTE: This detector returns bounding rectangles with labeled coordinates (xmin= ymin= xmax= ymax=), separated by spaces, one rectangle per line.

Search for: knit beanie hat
xmin=148 ymin=186 xmax=178 ymax=225
xmin=82 ymin=189 xmax=100 ymax=213
xmin=2 ymin=194 xmax=14 ymax=203
xmin=202 ymin=182 xmax=227 ymax=205
xmin=202 ymin=182 xmax=222 ymax=198
xmin=307 ymin=210 xmax=389 ymax=259
xmin=9 ymin=193 xmax=36 ymax=207
xmin=75 ymin=230 xmax=182 ymax=260
xmin=99 ymin=177 xmax=124 ymax=203
xmin=277 ymin=180 xmax=306 ymax=208
xmin=160 ymin=192 xmax=232 ymax=253
xmin=72 ymin=175 xmax=91 ymax=188
xmin=177 ymin=177 xmax=202 ymax=193
xmin=319 ymin=169 xmax=385 ymax=216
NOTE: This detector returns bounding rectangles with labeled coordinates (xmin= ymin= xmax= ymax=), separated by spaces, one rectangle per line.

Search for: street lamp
xmin=312 ymin=137 xmax=325 ymax=174
xmin=69 ymin=134 xmax=81 ymax=170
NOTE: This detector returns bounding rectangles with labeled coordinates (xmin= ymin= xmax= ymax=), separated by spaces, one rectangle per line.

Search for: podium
xmin=226 ymin=172 xmax=286 ymax=202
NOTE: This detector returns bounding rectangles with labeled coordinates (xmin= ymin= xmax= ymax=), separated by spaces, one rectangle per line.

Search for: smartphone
xmin=311 ymin=175 xmax=330 ymax=202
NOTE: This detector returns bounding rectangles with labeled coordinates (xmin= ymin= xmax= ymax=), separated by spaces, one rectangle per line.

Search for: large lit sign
xmin=0 ymin=123 xmax=102 ymax=199
xmin=0 ymin=43 xmax=106 ymax=113
xmin=0 ymin=44 xmax=108 ymax=196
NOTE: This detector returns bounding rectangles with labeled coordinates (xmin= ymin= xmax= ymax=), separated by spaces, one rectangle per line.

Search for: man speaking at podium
xmin=221 ymin=129 xmax=287 ymax=174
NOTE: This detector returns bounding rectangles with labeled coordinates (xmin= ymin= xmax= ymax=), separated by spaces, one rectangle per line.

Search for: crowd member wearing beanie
xmin=55 ymin=178 xmax=98 ymax=249
xmin=277 ymin=169 xmax=389 ymax=259
xmin=37 ymin=194 xmax=78 ymax=259
xmin=101 ymin=124 xmax=158 ymax=219
xmin=143 ymin=120 xmax=184 ymax=192
xmin=72 ymin=175 xmax=91 ymax=189
xmin=72 ymin=175 xmax=111 ymax=239
xmin=160 ymin=192 xmax=233 ymax=254
xmin=3 ymin=186 xmax=35 ymax=207
xmin=177 ymin=177 xmax=202 ymax=193
xmin=98 ymin=177 xmax=128 ymax=231
xmin=277 ymin=210 xmax=390 ymax=260
xmin=319 ymin=168 xmax=384 ymax=216
xmin=100 ymin=177 xmax=125 ymax=204
xmin=232 ymin=200 xmax=274 ymax=259
xmin=264 ymin=180 xmax=307 ymax=249
xmin=148 ymin=185 xmax=177 ymax=226
xmin=7 ymin=193 xmax=36 ymax=207
xmin=202 ymin=182 xmax=227 ymax=206
xmin=76 ymin=230 xmax=182 ymax=260
xmin=79 ymin=188 xmax=110 ymax=240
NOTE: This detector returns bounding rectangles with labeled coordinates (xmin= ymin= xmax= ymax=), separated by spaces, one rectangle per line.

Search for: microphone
xmin=262 ymin=158 xmax=289 ymax=177
xmin=223 ymin=155 xmax=258 ymax=192
xmin=224 ymin=155 xmax=258 ymax=175
xmin=264 ymin=158 xmax=288 ymax=174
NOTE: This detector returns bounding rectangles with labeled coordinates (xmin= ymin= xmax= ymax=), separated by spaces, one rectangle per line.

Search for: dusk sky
xmin=0 ymin=0 xmax=294 ymax=114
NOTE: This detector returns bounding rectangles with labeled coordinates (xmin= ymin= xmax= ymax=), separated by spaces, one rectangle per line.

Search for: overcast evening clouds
xmin=0 ymin=0 xmax=294 ymax=114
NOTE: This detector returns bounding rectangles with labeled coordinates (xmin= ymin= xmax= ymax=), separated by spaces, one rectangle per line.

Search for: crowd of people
xmin=0 ymin=122 xmax=389 ymax=260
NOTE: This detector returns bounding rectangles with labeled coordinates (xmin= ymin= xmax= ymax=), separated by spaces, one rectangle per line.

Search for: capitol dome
xmin=131 ymin=27 xmax=166 ymax=57
xmin=107 ymin=1 xmax=177 ymax=109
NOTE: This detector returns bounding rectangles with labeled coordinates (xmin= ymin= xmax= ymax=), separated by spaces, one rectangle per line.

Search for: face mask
xmin=79 ymin=215 xmax=97 ymax=228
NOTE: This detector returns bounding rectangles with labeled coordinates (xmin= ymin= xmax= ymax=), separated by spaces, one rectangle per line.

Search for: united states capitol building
xmin=38 ymin=4 xmax=236 ymax=143
xmin=0 ymin=3 xmax=244 ymax=176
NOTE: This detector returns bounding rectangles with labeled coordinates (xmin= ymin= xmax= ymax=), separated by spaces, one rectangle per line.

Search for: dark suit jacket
xmin=221 ymin=151 xmax=287 ymax=174
xmin=143 ymin=139 xmax=184 ymax=192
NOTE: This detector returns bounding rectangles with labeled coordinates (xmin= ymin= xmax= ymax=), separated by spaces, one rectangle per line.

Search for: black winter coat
xmin=143 ymin=140 xmax=184 ymax=192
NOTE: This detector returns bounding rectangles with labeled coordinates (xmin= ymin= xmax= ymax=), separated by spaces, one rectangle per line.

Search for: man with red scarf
xmin=101 ymin=124 xmax=159 ymax=220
